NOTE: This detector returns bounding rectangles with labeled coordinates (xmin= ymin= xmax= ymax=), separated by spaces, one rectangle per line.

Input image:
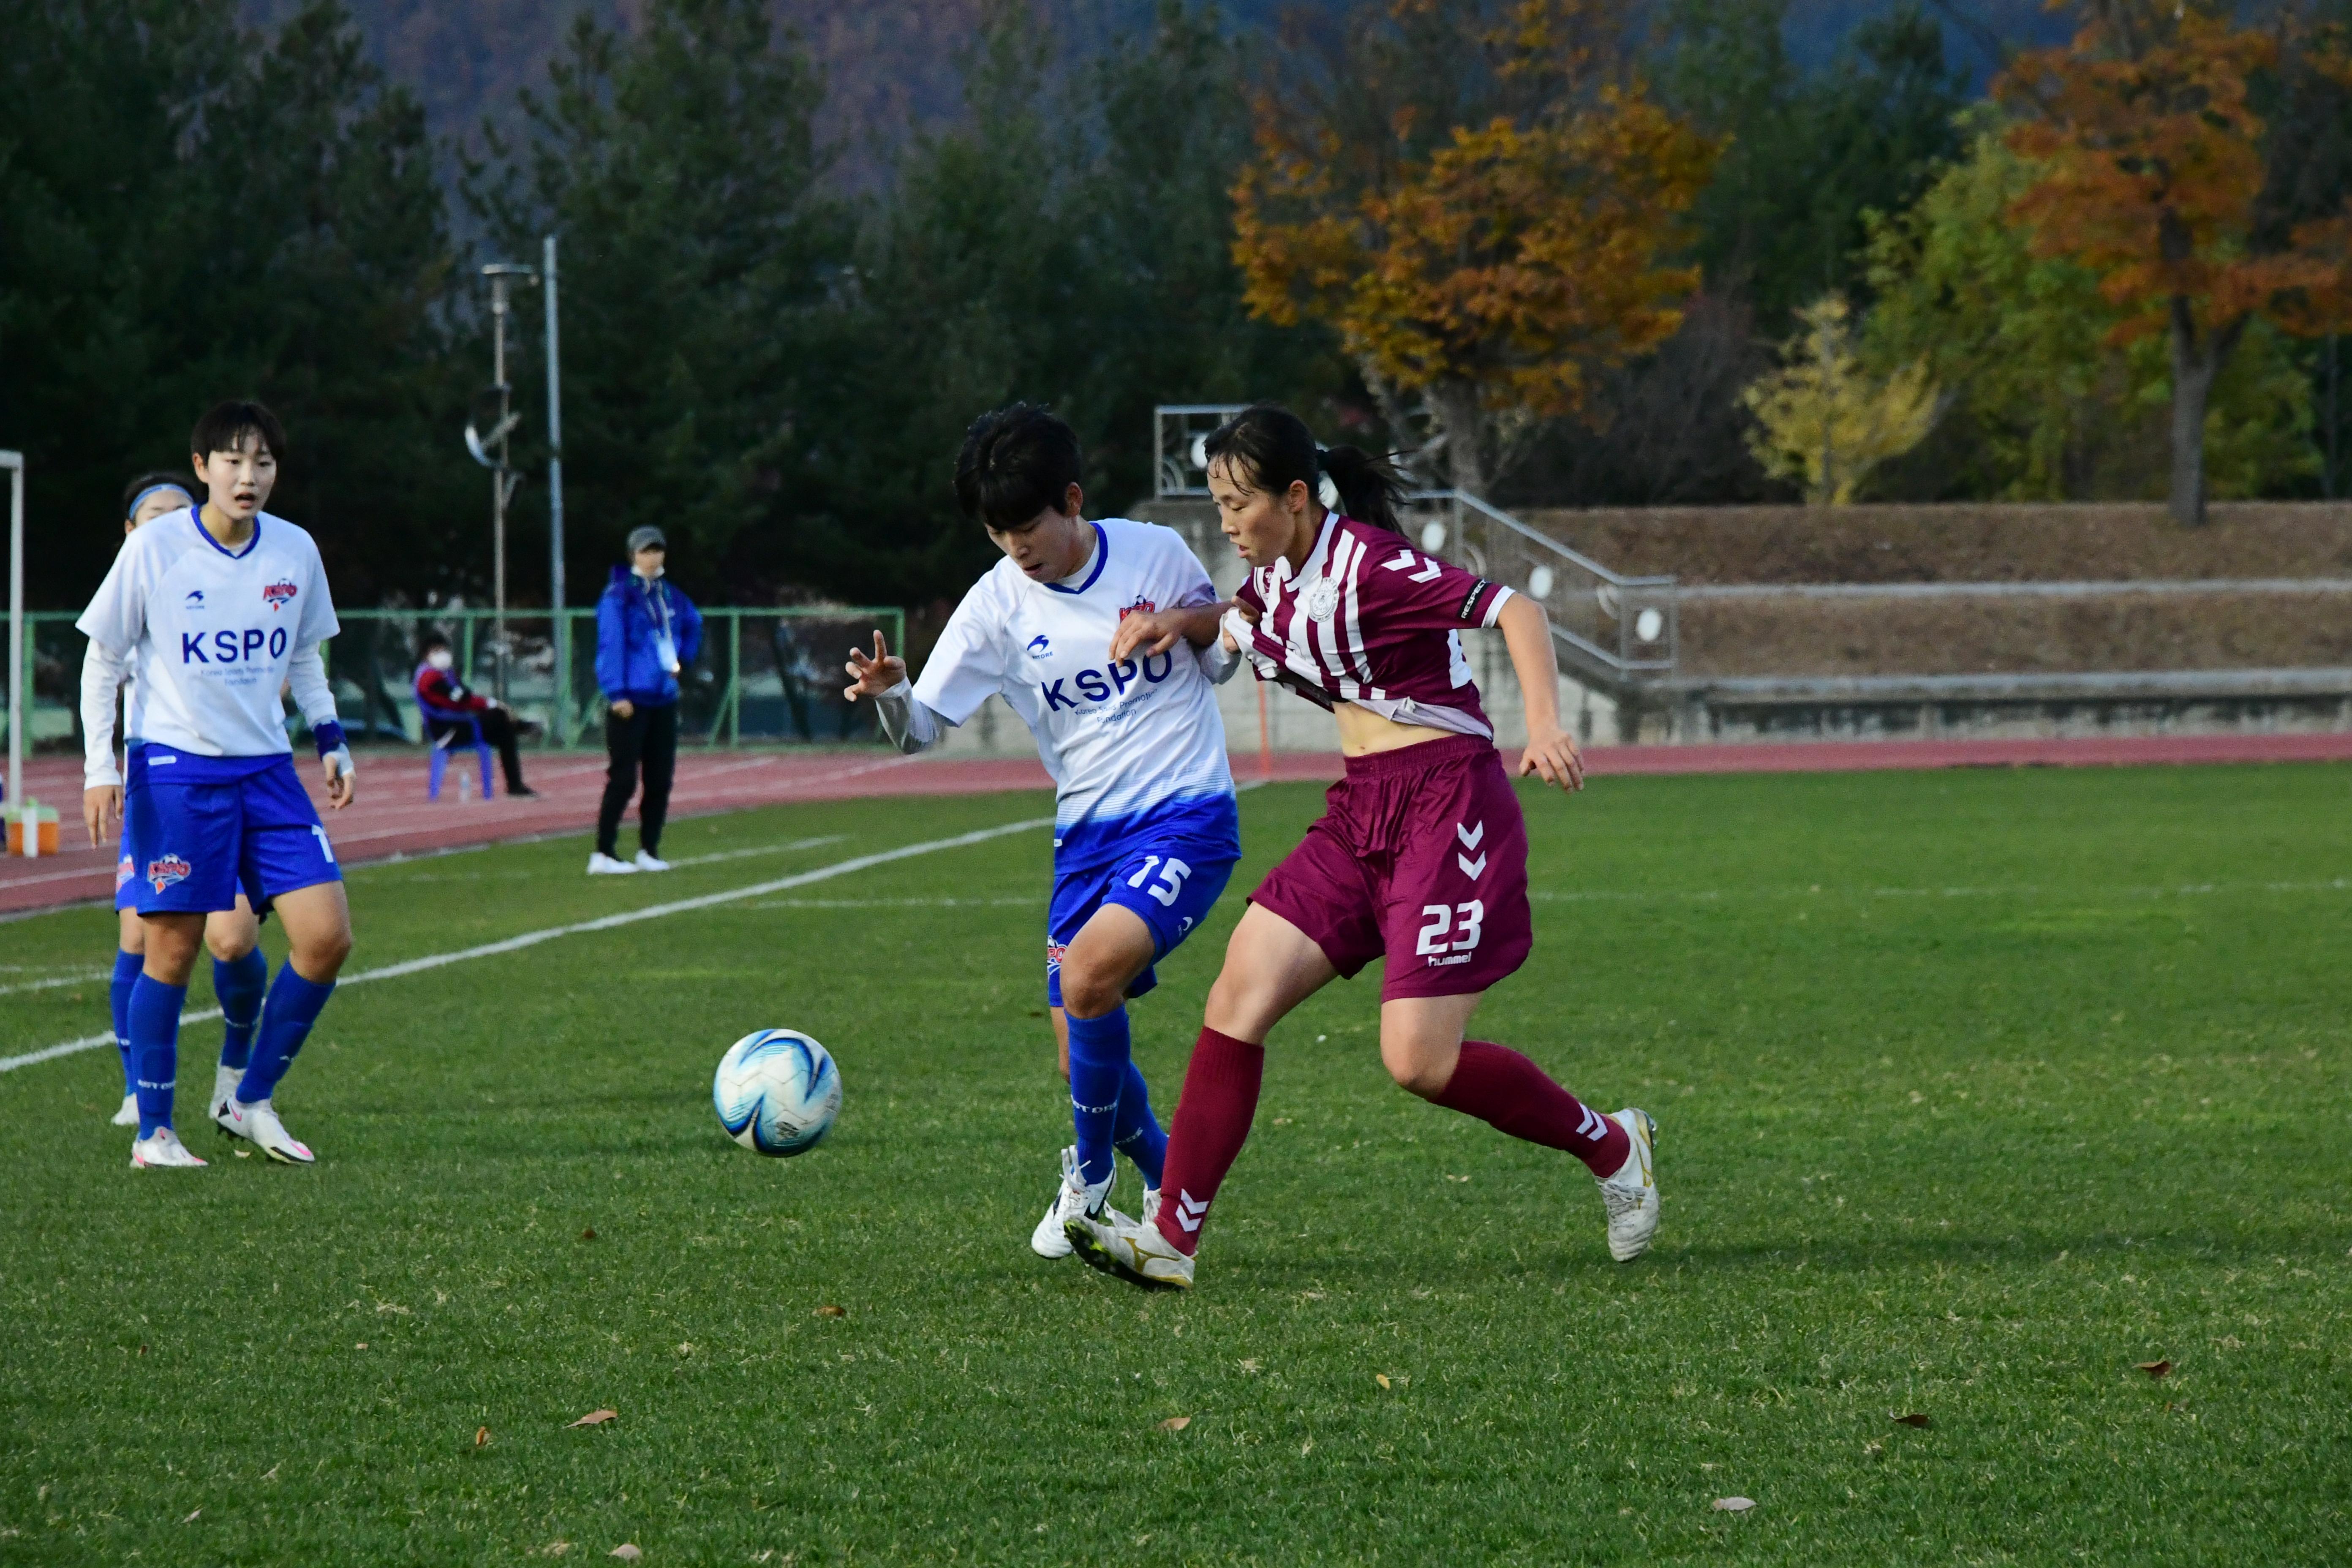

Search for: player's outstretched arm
xmin=842 ymin=632 xmax=906 ymax=702
xmin=1496 ymin=594 xmax=1584 ymax=793
xmin=1108 ymin=602 xmax=1228 ymax=662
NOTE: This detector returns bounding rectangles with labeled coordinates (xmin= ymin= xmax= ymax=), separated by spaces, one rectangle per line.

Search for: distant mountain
xmin=240 ymin=0 xmax=2074 ymax=174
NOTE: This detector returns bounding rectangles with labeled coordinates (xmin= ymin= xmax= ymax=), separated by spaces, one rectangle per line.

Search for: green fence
xmin=2 ymin=605 xmax=905 ymax=753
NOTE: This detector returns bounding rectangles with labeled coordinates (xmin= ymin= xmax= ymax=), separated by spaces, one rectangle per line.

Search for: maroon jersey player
xmin=1068 ymin=404 xmax=1657 ymax=1289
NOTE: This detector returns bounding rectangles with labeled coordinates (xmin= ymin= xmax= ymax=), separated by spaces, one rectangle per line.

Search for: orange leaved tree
xmin=1231 ymin=0 xmax=1715 ymax=499
xmin=1999 ymin=3 xmax=2352 ymax=524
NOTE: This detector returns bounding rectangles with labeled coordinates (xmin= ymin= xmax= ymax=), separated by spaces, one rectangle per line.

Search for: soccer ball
xmin=713 ymin=1029 xmax=841 ymax=1157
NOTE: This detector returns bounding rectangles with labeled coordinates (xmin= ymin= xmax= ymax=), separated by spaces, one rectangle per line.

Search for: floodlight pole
xmin=3 ymin=450 xmax=22 ymax=838
xmin=475 ymin=263 xmax=537 ymax=705
xmin=544 ymin=234 xmax=568 ymax=746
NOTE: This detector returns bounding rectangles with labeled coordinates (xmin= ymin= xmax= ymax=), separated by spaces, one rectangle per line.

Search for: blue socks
xmin=110 ymin=950 xmax=143 ymax=1095
xmin=1112 ymin=1058 xmax=1168 ymax=1190
xmin=1065 ymin=1007 xmax=1133 ymax=1187
xmin=1065 ymin=1007 xmax=1169 ymax=1189
xmin=238 ymin=966 xmax=335 ymax=1105
xmin=212 ymin=948 xmax=269 ymax=1071
xmin=128 ymin=974 xmax=188 ymax=1137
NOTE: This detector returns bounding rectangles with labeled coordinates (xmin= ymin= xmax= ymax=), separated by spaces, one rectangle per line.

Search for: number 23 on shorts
xmin=1417 ymin=899 xmax=1485 ymax=955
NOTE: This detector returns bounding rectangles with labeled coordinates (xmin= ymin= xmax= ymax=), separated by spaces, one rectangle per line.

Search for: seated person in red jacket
xmin=413 ymin=632 xmax=536 ymax=798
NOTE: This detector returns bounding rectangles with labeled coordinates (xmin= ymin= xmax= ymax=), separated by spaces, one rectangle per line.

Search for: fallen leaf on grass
xmin=1712 ymin=1497 xmax=1755 ymax=1513
xmin=1375 ymin=1374 xmax=1391 ymax=1390
xmin=815 ymin=1304 xmax=847 ymax=1318
xmin=137 ymin=1345 xmax=147 ymax=1356
xmin=180 ymin=1509 xmax=201 ymax=1524
xmin=541 ymin=1544 xmax=570 ymax=1557
xmin=2135 ymin=1360 xmax=2173 ymax=1379
xmin=355 ymin=1342 xmax=368 ymax=1350
xmin=568 ymin=1409 xmax=618 ymax=1429
xmin=610 ymin=1546 xmax=641 ymax=1561
xmin=234 ymin=1149 xmax=251 ymax=1159
xmin=475 ymin=1426 xmax=491 ymax=1449
xmin=1444 ymin=1174 xmax=1470 ymax=1184
xmin=1238 ymin=1359 xmax=1261 ymax=1374
xmin=259 ymin=1465 xmax=278 ymax=1482
xmin=580 ymin=1228 xmax=597 ymax=1241
xmin=1158 ymin=1416 xmax=1191 ymax=1431
xmin=1890 ymin=1412 xmax=1932 ymax=1428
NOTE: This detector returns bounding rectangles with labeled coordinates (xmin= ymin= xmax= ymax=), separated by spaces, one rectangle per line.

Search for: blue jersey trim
xmin=1053 ymin=788 xmax=1239 ymax=875
xmin=184 ymin=506 xmax=261 ymax=561
xmin=1044 ymin=521 xmax=1109 ymax=596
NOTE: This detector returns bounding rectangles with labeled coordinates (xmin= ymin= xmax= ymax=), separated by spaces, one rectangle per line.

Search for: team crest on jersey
xmin=1045 ymin=939 xmax=1067 ymax=971
xmin=1118 ymin=598 xmax=1157 ymax=621
xmin=146 ymin=853 xmax=191 ymax=893
xmin=261 ymin=578 xmax=299 ymax=610
xmin=1303 ymin=578 xmax=1341 ymax=622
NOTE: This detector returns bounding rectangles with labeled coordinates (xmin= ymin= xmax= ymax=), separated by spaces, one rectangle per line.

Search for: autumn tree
xmin=1998 ymin=2 xmax=2352 ymax=523
xmin=1742 ymin=294 xmax=1938 ymax=504
xmin=1231 ymin=0 xmax=1716 ymax=499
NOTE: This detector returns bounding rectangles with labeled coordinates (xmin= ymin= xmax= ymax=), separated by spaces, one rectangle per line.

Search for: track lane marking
xmin=0 ymin=817 xmax=1050 ymax=1074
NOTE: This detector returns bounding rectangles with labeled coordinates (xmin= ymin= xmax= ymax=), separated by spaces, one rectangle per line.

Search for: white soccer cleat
xmin=587 ymin=852 xmax=638 ymax=875
xmin=208 ymin=1064 xmax=244 ymax=1124
xmin=632 ymin=850 xmax=672 ymax=872
xmin=130 ymin=1127 xmax=207 ymax=1170
xmin=1596 ymin=1108 xmax=1659 ymax=1263
xmin=217 ymin=1097 xmax=315 ymax=1165
xmin=1031 ymin=1145 xmax=1113 ymax=1259
xmin=111 ymin=1092 xmax=140 ymax=1127
xmin=1066 ymin=1204 xmax=1194 ymax=1291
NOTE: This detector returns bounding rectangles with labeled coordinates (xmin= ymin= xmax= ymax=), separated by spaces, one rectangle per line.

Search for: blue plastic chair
xmin=418 ymin=698 xmax=496 ymax=801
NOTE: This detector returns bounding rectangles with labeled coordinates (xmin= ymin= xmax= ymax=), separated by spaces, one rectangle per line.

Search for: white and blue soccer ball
xmin=713 ymin=1029 xmax=841 ymax=1157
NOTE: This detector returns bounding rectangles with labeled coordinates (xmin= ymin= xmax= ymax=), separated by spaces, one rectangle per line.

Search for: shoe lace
xmin=1598 ymin=1176 xmax=1648 ymax=1223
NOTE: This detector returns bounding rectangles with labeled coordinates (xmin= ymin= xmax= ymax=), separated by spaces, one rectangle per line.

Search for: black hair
xmin=1201 ymin=404 xmax=1406 ymax=535
xmin=419 ymin=629 xmax=451 ymax=653
xmin=190 ymin=399 xmax=287 ymax=464
xmin=120 ymin=471 xmax=195 ymax=520
xmin=954 ymin=403 xmax=1082 ymax=531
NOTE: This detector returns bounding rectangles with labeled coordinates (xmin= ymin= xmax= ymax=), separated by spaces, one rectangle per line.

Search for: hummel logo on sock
xmin=1575 ymin=1105 xmax=1605 ymax=1141
xmin=1174 ymin=1191 xmax=1209 ymax=1233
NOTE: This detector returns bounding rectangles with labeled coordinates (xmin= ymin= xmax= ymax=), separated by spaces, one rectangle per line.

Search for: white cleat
xmin=111 ymin=1092 xmax=140 ymax=1127
xmin=1597 ymin=1108 xmax=1659 ymax=1262
xmin=1031 ymin=1145 xmax=1113 ymax=1259
xmin=217 ymin=1097 xmax=315 ymax=1165
xmin=632 ymin=850 xmax=672 ymax=872
xmin=1066 ymin=1204 xmax=1195 ymax=1291
xmin=130 ymin=1127 xmax=207 ymax=1169
xmin=587 ymin=852 xmax=639 ymax=875
xmin=208 ymin=1064 xmax=244 ymax=1124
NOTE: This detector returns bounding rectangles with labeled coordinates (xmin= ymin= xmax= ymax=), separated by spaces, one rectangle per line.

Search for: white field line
xmin=0 ymin=969 xmax=113 ymax=999
xmin=1528 ymin=875 xmax=2352 ymax=905
xmin=0 ymin=817 xmax=1051 ymax=1075
xmin=742 ymin=896 xmax=1045 ymax=910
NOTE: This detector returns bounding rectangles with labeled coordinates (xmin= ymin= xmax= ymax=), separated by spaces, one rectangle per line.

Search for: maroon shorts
xmin=1251 ymin=733 xmax=1533 ymax=1001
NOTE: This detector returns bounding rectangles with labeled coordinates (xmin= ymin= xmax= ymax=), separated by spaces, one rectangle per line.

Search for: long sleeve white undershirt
xmin=871 ymin=678 xmax=947 ymax=755
xmin=80 ymin=640 xmax=129 ymax=789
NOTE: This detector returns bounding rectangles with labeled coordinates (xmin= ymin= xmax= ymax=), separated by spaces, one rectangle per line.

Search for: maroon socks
xmin=1152 ymin=1026 xmax=1266 ymax=1256
xmin=1433 ymin=1041 xmax=1630 ymax=1176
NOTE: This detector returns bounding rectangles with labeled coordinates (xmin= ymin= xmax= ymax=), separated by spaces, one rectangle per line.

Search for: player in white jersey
xmin=95 ymin=473 xmax=269 ymax=1130
xmin=842 ymin=404 xmax=1241 ymax=1257
xmin=78 ymin=401 xmax=357 ymax=1169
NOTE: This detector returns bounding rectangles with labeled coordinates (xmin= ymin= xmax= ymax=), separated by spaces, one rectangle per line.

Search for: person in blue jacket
xmin=591 ymin=525 xmax=702 ymax=874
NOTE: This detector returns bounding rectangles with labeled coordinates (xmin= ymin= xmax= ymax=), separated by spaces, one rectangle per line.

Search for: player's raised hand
xmin=1516 ymin=722 xmax=1586 ymax=794
xmin=1108 ymin=604 xmax=1222 ymax=663
xmin=843 ymin=632 xmax=906 ymax=701
xmin=83 ymin=784 xmax=122 ymax=848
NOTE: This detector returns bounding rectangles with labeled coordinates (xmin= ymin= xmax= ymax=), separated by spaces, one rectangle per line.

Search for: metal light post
xmin=543 ymin=235 xmax=569 ymax=744
xmin=467 ymin=262 xmax=537 ymax=703
xmin=3 ymin=450 xmax=23 ymax=841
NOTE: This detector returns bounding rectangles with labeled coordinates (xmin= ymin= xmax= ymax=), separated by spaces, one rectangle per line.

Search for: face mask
xmin=426 ymin=650 xmax=454 ymax=672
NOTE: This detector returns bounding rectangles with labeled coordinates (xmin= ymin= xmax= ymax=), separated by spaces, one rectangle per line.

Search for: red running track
xmin=5 ymin=730 xmax=2347 ymax=916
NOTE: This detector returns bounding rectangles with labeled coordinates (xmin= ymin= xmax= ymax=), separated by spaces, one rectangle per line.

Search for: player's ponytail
xmin=1201 ymin=404 xmax=1410 ymax=535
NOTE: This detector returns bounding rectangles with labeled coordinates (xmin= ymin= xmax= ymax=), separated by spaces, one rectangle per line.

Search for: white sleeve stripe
xmin=1481 ymin=584 xmax=1515 ymax=629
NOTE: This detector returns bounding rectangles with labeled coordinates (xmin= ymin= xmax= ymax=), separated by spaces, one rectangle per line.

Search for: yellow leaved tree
xmin=1230 ymin=0 xmax=1716 ymax=498
xmin=1742 ymin=294 xmax=1939 ymax=506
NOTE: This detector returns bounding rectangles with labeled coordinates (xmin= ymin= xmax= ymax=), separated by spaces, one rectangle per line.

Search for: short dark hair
xmin=954 ymin=403 xmax=1081 ymax=531
xmin=1202 ymin=404 xmax=1407 ymax=536
xmin=190 ymin=399 xmax=286 ymax=464
xmin=120 ymin=471 xmax=194 ymax=520
xmin=419 ymin=629 xmax=451 ymax=653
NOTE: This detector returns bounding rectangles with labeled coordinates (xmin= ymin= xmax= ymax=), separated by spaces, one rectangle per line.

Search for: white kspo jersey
xmin=880 ymin=518 xmax=1239 ymax=868
xmin=77 ymin=507 xmax=341 ymax=772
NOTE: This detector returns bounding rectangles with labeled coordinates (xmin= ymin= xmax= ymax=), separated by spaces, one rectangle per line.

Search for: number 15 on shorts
xmin=1418 ymin=899 xmax=1484 ymax=957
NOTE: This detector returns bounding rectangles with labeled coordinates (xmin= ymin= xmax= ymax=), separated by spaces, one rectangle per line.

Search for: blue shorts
xmin=1045 ymin=841 xmax=1235 ymax=1008
xmin=124 ymin=750 xmax=340 ymax=915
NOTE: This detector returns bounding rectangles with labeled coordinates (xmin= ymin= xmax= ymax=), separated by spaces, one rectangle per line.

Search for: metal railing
xmin=1402 ymin=490 xmax=1678 ymax=688
xmin=0 ymin=604 xmax=905 ymax=754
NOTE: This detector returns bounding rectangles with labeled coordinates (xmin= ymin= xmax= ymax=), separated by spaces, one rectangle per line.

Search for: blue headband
xmin=125 ymin=483 xmax=189 ymax=521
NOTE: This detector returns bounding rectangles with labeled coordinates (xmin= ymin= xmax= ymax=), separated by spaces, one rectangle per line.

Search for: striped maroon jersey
xmin=1232 ymin=512 xmax=1516 ymax=739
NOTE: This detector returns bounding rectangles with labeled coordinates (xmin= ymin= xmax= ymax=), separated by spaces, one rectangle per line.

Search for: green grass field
xmin=3 ymin=763 xmax=2349 ymax=1565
